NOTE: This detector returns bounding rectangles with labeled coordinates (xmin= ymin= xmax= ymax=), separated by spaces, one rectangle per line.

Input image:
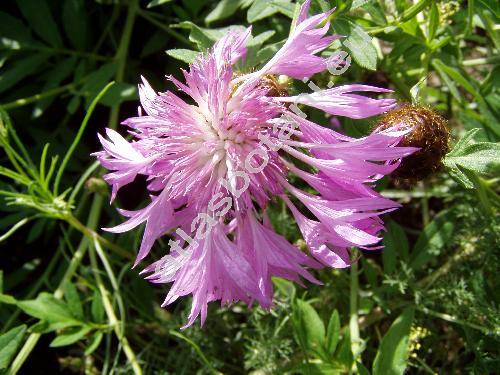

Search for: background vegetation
xmin=0 ymin=0 xmax=498 ymax=373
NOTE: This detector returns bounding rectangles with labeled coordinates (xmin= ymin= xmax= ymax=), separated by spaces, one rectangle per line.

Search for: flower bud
xmin=376 ymin=105 xmax=449 ymax=180
xmin=85 ymin=177 xmax=108 ymax=196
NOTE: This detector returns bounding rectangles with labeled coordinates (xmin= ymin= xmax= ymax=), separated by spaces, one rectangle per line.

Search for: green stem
xmin=416 ymin=306 xmax=493 ymax=335
xmin=24 ymin=45 xmax=110 ymax=61
xmin=109 ymin=0 xmax=139 ymax=130
xmin=9 ymin=2 xmax=139 ymax=371
xmin=8 ymin=195 xmax=104 ymax=375
xmin=90 ymin=239 xmax=142 ymax=375
xmin=349 ymin=250 xmax=361 ymax=361
xmin=53 ymin=81 xmax=115 ymax=195
xmin=1 ymin=83 xmax=77 ymax=110
xmin=64 ymin=214 xmax=134 ymax=260
xmin=462 ymin=55 xmax=500 ymax=66
xmin=2 ymin=241 xmax=63 ymax=332
xmin=169 ymin=331 xmax=221 ymax=375
xmin=137 ymin=10 xmax=192 ymax=48
xmin=0 ymin=218 xmax=31 ymax=243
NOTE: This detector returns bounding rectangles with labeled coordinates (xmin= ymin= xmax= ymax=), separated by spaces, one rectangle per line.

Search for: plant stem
xmin=349 ymin=250 xmax=361 ymax=361
xmin=64 ymin=214 xmax=134 ymax=260
xmin=53 ymin=82 xmax=114 ymax=195
xmin=416 ymin=306 xmax=493 ymax=335
xmin=90 ymin=239 xmax=142 ymax=375
xmin=137 ymin=10 xmax=192 ymax=48
xmin=2 ymin=83 xmax=77 ymax=110
xmin=109 ymin=0 xmax=139 ymax=131
xmin=9 ymin=1 xmax=139 ymax=371
xmin=8 ymin=195 xmax=103 ymax=375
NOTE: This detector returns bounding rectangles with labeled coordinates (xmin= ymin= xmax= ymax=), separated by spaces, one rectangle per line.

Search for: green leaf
xmin=427 ymin=2 xmax=439 ymax=42
xmin=0 ymin=325 xmax=26 ymax=370
xmin=100 ymin=83 xmax=138 ymax=107
xmin=459 ymin=167 xmax=500 ymax=216
xmin=78 ymin=63 xmax=116 ymax=106
xmin=147 ymin=0 xmax=172 ymax=8
xmin=292 ymin=299 xmax=325 ymax=355
xmin=432 ymin=59 xmax=481 ymax=99
xmin=50 ymin=325 xmax=91 ymax=348
xmin=16 ymin=0 xmax=63 ymax=47
xmin=477 ymin=0 xmax=500 ymax=17
xmin=33 ymin=57 xmax=77 ymax=118
xmin=0 ymin=11 xmax=32 ymax=42
xmin=0 ymin=53 xmax=51 ymax=94
xmin=205 ymin=0 xmax=246 ymax=24
xmin=17 ymin=292 xmax=80 ymax=326
xmin=293 ymin=362 xmax=344 ymax=374
xmin=166 ymin=49 xmax=200 ymax=64
xmin=247 ymin=0 xmax=295 ymax=23
xmin=334 ymin=18 xmax=377 ymax=70
xmin=62 ymin=0 xmax=88 ymax=50
xmin=84 ymin=332 xmax=103 ymax=355
xmin=176 ymin=22 xmax=246 ymax=50
xmin=325 ymin=309 xmax=340 ymax=355
xmin=91 ymin=290 xmax=105 ymax=323
xmin=64 ymin=283 xmax=84 ymax=321
xmin=373 ymin=307 xmax=415 ymax=375
xmin=336 ymin=332 xmax=354 ymax=369
xmin=357 ymin=361 xmax=371 ymax=375
xmin=444 ymin=129 xmax=500 ymax=188
xmin=383 ymin=221 xmax=409 ymax=274
xmin=410 ymin=209 xmax=456 ymax=270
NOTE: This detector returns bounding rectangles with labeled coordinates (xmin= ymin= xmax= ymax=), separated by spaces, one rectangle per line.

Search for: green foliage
xmin=372 ymin=308 xmax=414 ymax=375
xmin=0 ymin=325 xmax=26 ymax=370
xmin=0 ymin=0 xmax=498 ymax=374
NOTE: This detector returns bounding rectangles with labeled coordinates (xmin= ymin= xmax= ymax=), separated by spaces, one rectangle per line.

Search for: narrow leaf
xmin=373 ymin=308 xmax=415 ymax=375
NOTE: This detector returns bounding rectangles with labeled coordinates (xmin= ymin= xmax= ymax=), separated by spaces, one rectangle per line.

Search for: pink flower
xmin=94 ymin=0 xmax=416 ymax=327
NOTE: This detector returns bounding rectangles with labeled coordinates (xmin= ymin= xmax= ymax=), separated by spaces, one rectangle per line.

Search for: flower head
xmin=94 ymin=0 xmax=416 ymax=327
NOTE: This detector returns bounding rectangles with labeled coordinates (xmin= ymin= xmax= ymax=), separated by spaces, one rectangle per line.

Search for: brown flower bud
xmin=376 ymin=105 xmax=449 ymax=180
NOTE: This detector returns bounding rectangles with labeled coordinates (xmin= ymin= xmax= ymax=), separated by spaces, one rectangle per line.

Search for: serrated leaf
xmin=443 ymin=129 xmax=500 ymax=188
xmin=373 ymin=308 xmax=414 ymax=375
xmin=410 ymin=209 xmax=456 ymax=270
xmin=325 ymin=309 xmax=340 ymax=355
xmin=334 ymin=18 xmax=377 ymax=70
xmin=0 ymin=325 xmax=26 ymax=370
xmin=16 ymin=0 xmax=63 ymax=47
xmin=166 ymin=49 xmax=200 ymax=64
xmin=50 ymin=325 xmax=91 ymax=348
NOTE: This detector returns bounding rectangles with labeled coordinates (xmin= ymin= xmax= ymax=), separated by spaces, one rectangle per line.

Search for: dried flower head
xmin=94 ymin=0 xmax=416 ymax=327
xmin=376 ymin=105 xmax=449 ymax=180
